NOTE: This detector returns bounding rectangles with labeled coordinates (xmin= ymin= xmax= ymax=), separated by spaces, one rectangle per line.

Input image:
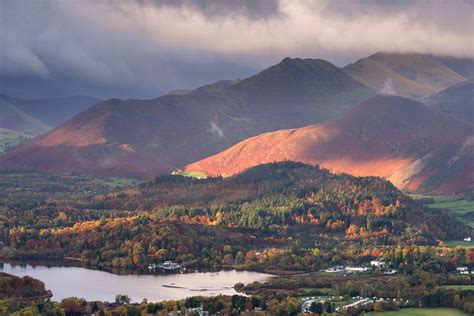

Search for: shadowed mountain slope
xmin=0 ymin=99 xmax=50 ymax=136
xmin=0 ymin=95 xmax=101 ymax=127
xmin=0 ymin=58 xmax=374 ymax=177
xmin=424 ymin=81 xmax=474 ymax=124
xmin=186 ymin=95 xmax=474 ymax=194
xmin=435 ymin=56 xmax=474 ymax=79
xmin=0 ymin=100 xmax=51 ymax=154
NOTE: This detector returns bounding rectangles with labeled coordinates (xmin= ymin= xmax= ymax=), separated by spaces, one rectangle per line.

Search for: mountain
xmin=0 ymin=95 xmax=101 ymax=127
xmin=0 ymin=128 xmax=30 ymax=154
xmin=0 ymin=99 xmax=51 ymax=154
xmin=424 ymin=81 xmax=474 ymax=124
xmin=435 ymin=56 xmax=474 ymax=79
xmin=186 ymin=95 xmax=474 ymax=194
xmin=0 ymin=58 xmax=374 ymax=177
xmin=190 ymin=79 xmax=241 ymax=95
xmin=343 ymin=52 xmax=466 ymax=98
xmin=0 ymin=99 xmax=50 ymax=136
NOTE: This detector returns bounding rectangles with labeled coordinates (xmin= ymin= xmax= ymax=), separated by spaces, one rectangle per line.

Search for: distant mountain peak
xmin=0 ymin=55 xmax=374 ymax=178
xmin=343 ymin=52 xmax=466 ymax=98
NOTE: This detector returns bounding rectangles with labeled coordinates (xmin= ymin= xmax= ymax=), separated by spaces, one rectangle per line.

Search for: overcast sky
xmin=1 ymin=0 xmax=473 ymax=99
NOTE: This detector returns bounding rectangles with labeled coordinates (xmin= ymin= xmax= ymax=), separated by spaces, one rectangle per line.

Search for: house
xmin=301 ymin=298 xmax=327 ymax=313
xmin=158 ymin=261 xmax=181 ymax=270
xmin=370 ymin=260 xmax=386 ymax=268
xmin=187 ymin=307 xmax=209 ymax=316
xmin=324 ymin=266 xmax=345 ymax=273
xmin=346 ymin=267 xmax=371 ymax=273
xmin=457 ymin=267 xmax=469 ymax=274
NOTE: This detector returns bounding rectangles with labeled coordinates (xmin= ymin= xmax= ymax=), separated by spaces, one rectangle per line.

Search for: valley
xmin=0 ymin=11 xmax=473 ymax=313
xmin=0 ymin=162 xmax=473 ymax=314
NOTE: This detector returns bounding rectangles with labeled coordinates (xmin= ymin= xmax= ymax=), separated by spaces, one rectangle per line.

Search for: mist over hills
xmin=343 ymin=53 xmax=468 ymax=99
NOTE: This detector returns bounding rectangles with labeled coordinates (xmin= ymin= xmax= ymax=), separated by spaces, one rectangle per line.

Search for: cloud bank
xmin=1 ymin=0 xmax=472 ymax=98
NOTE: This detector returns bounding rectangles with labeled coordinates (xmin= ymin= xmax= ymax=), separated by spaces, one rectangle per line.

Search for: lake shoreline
xmin=1 ymin=256 xmax=286 ymax=276
xmin=0 ymin=261 xmax=274 ymax=303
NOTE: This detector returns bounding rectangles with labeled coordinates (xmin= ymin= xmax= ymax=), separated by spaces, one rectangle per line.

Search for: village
xmin=322 ymin=259 xmax=398 ymax=276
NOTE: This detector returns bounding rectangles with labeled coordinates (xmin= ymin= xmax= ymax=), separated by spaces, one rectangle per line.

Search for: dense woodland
xmin=0 ymin=163 xmax=470 ymax=272
xmin=0 ymin=163 xmax=473 ymax=315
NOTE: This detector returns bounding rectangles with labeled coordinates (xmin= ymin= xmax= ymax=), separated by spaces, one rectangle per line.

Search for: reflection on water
xmin=0 ymin=262 xmax=272 ymax=303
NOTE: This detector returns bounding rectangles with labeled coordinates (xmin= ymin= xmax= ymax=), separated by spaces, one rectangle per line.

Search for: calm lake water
xmin=0 ymin=262 xmax=272 ymax=302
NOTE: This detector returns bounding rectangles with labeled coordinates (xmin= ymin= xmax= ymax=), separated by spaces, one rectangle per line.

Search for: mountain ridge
xmin=0 ymin=57 xmax=374 ymax=177
xmin=343 ymin=52 xmax=467 ymax=98
xmin=0 ymin=95 xmax=101 ymax=127
xmin=423 ymin=80 xmax=474 ymax=124
xmin=186 ymin=95 xmax=474 ymax=194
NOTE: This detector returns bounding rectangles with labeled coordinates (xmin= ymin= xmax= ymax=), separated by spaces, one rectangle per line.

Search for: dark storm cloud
xmin=138 ymin=0 xmax=281 ymax=20
xmin=0 ymin=0 xmax=472 ymax=99
xmin=322 ymin=0 xmax=473 ymax=35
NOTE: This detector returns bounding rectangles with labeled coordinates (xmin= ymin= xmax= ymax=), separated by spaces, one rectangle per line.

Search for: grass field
xmin=442 ymin=285 xmax=474 ymax=290
xmin=444 ymin=240 xmax=474 ymax=248
xmin=367 ymin=307 xmax=467 ymax=315
xmin=171 ymin=170 xmax=208 ymax=179
xmin=300 ymin=287 xmax=334 ymax=295
xmin=411 ymin=195 xmax=474 ymax=232
xmin=411 ymin=194 xmax=474 ymax=246
xmin=102 ymin=177 xmax=145 ymax=188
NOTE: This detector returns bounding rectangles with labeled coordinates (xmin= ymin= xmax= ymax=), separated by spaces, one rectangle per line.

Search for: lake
xmin=0 ymin=262 xmax=272 ymax=303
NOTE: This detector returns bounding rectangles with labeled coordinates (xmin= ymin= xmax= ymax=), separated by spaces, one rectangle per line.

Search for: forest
xmin=0 ymin=163 xmax=473 ymax=315
xmin=0 ymin=162 xmax=471 ymax=273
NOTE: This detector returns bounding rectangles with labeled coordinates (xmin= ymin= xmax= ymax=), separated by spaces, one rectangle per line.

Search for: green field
xmin=367 ymin=307 xmax=467 ymax=315
xmin=411 ymin=195 xmax=474 ymax=231
xmin=300 ymin=287 xmax=334 ymax=295
xmin=411 ymin=195 xmax=474 ymax=212
xmin=171 ymin=170 xmax=208 ymax=179
xmin=443 ymin=284 xmax=474 ymax=290
xmin=102 ymin=177 xmax=145 ymax=188
xmin=444 ymin=240 xmax=474 ymax=248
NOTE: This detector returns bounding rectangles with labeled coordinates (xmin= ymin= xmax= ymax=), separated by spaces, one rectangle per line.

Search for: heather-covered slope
xmin=186 ymin=95 xmax=474 ymax=194
xmin=0 ymin=58 xmax=374 ymax=177
xmin=343 ymin=53 xmax=466 ymax=98
xmin=424 ymin=81 xmax=474 ymax=124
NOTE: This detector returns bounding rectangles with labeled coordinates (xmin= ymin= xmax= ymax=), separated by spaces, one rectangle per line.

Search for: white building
xmin=457 ymin=266 xmax=469 ymax=274
xmin=370 ymin=260 xmax=386 ymax=267
xmin=346 ymin=267 xmax=371 ymax=273
xmin=324 ymin=266 xmax=345 ymax=273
